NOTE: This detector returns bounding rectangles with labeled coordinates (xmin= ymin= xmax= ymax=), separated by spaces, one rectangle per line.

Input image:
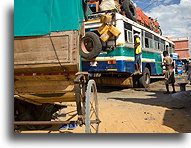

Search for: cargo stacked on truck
xmin=14 ymin=0 xmax=100 ymax=133
xmin=82 ymin=0 xmax=175 ymax=88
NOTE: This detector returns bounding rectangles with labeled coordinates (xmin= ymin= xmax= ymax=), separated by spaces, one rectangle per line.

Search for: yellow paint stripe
xmin=142 ymin=60 xmax=155 ymax=62
xmin=117 ymin=43 xmax=125 ymax=45
xmin=126 ymin=59 xmax=134 ymax=61
xmin=107 ymin=69 xmax=117 ymax=71
xmin=82 ymin=59 xmax=116 ymax=62
xmin=87 ymin=19 xmax=100 ymax=23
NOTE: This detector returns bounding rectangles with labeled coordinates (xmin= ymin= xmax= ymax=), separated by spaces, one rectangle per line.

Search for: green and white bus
xmin=82 ymin=11 xmax=175 ymax=87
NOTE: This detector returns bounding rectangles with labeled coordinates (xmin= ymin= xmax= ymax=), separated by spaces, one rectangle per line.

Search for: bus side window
xmin=158 ymin=42 xmax=160 ymax=50
xmin=128 ymin=31 xmax=133 ymax=43
xmin=145 ymin=38 xmax=149 ymax=48
xmin=149 ymin=39 xmax=153 ymax=49
xmin=145 ymin=32 xmax=152 ymax=48
xmin=160 ymin=39 xmax=165 ymax=51
xmin=125 ymin=29 xmax=128 ymax=42
xmin=166 ymin=45 xmax=169 ymax=52
xmin=172 ymin=45 xmax=175 ymax=53
xmin=155 ymin=41 xmax=158 ymax=50
xmin=161 ymin=43 xmax=164 ymax=51
xmin=124 ymin=29 xmax=133 ymax=43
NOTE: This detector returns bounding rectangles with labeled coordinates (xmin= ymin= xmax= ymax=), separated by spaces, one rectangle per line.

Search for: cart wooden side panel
xmin=14 ymin=30 xmax=80 ymax=74
xmin=14 ymin=30 xmax=80 ymax=104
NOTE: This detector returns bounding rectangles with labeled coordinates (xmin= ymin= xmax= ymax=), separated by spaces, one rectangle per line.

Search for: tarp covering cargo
xmin=14 ymin=0 xmax=86 ymax=36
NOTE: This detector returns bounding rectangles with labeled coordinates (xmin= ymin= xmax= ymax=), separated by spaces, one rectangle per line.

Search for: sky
xmin=132 ymin=0 xmax=191 ymax=57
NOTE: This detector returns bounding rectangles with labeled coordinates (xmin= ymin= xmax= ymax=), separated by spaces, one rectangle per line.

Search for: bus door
xmin=132 ymin=26 xmax=142 ymax=73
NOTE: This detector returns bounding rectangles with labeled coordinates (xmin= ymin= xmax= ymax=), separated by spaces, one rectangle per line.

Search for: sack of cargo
xmin=99 ymin=0 xmax=116 ymax=11
xmin=98 ymin=23 xmax=109 ymax=35
xmin=100 ymin=14 xmax=112 ymax=24
xmin=109 ymin=25 xmax=121 ymax=37
xmin=100 ymin=30 xmax=113 ymax=42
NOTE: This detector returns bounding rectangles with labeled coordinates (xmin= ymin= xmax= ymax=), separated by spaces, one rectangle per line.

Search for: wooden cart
xmin=14 ymin=31 xmax=100 ymax=133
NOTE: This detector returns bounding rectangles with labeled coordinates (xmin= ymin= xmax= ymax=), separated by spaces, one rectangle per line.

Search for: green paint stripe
xmin=99 ymin=47 xmax=162 ymax=63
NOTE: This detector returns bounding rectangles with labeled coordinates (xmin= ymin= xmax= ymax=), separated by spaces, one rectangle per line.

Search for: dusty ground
xmin=20 ymin=78 xmax=191 ymax=133
xmin=96 ymin=79 xmax=191 ymax=133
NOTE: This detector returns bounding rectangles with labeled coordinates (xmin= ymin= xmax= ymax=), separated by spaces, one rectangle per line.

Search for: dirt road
xmin=96 ymin=79 xmax=191 ymax=133
xmin=20 ymin=78 xmax=191 ymax=133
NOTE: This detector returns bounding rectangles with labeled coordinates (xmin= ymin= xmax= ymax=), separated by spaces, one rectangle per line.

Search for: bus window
xmin=128 ymin=31 xmax=133 ymax=43
xmin=169 ymin=44 xmax=173 ymax=53
xmin=125 ymin=29 xmax=128 ymax=41
xmin=160 ymin=39 xmax=165 ymax=51
xmin=145 ymin=32 xmax=152 ymax=39
xmin=161 ymin=39 xmax=165 ymax=44
xmin=145 ymin=38 xmax=149 ymax=48
xmin=166 ymin=45 xmax=169 ymax=52
xmin=154 ymin=36 xmax=159 ymax=50
xmin=124 ymin=22 xmax=132 ymax=31
xmin=124 ymin=22 xmax=133 ymax=43
xmin=155 ymin=41 xmax=158 ymax=50
xmin=154 ymin=36 xmax=159 ymax=41
xmin=149 ymin=39 xmax=153 ymax=49
xmin=145 ymin=32 xmax=152 ymax=48
xmin=125 ymin=29 xmax=133 ymax=43
xmin=158 ymin=42 xmax=160 ymax=50
xmin=160 ymin=43 xmax=164 ymax=51
xmin=172 ymin=45 xmax=175 ymax=53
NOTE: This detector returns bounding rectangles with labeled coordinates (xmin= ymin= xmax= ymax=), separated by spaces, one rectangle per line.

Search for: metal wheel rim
xmin=81 ymin=37 xmax=94 ymax=54
xmin=85 ymin=80 xmax=100 ymax=133
xmin=145 ymin=73 xmax=150 ymax=85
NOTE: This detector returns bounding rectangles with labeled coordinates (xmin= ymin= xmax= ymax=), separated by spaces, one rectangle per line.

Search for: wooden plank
xmin=14 ymin=64 xmax=78 ymax=74
xmin=15 ymin=80 xmax=75 ymax=94
xmin=14 ymin=75 xmax=76 ymax=81
xmin=14 ymin=51 xmax=70 ymax=64
xmin=18 ymin=92 xmax=76 ymax=103
xmin=14 ymin=95 xmax=42 ymax=105
xmin=14 ymin=36 xmax=70 ymax=64
xmin=14 ymin=30 xmax=79 ymax=73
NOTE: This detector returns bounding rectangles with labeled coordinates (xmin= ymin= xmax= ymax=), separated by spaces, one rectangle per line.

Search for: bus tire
xmin=121 ymin=0 xmax=137 ymax=22
xmin=139 ymin=67 xmax=150 ymax=88
xmin=80 ymin=32 xmax=102 ymax=60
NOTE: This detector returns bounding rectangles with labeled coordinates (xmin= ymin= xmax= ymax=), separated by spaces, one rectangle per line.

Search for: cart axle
xmin=14 ymin=120 xmax=100 ymax=125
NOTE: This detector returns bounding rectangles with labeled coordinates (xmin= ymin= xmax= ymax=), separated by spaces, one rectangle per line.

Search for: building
xmin=170 ymin=37 xmax=190 ymax=60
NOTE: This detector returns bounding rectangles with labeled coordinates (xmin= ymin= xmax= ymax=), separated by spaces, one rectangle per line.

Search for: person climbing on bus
xmin=134 ymin=33 xmax=142 ymax=73
xmin=163 ymin=51 xmax=176 ymax=94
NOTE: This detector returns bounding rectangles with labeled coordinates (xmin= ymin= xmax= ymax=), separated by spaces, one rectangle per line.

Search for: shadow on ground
xmin=104 ymin=78 xmax=191 ymax=133
xmin=108 ymin=94 xmax=191 ymax=133
xmin=163 ymin=109 xmax=191 ymax=133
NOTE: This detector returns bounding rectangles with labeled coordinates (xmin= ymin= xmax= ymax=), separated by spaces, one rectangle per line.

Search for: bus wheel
xmin=80 ymin=32 xmax=102 ymax=60
xmin=139 ymin=67 xmax=150 ymax=88
xmin=121 ymin=0 xmax=137 ymax=22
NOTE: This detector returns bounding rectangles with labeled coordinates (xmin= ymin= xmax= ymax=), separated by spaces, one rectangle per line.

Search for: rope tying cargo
xmin=49 ymin=35 xmax=67 ymax=72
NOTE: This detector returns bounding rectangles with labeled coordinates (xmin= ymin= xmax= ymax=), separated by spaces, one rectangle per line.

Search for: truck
xmin=14 ymin=0 xmax=100 ymax=133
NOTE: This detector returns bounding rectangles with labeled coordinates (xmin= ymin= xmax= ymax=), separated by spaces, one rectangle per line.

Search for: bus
xmin=82 ymin=11 xmax=175 ymax=88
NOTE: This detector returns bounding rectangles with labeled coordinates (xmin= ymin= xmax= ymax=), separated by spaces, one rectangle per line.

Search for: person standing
xmin=163 ymin=51 xmax=176 ymax=94
xmin=134 ymin=33 xmax=142 ymax=73
xmin=187 ymin=62 xmax=191 ymax=84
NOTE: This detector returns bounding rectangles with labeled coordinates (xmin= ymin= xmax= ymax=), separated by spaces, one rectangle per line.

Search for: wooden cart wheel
xmin=85 ymin=80 xmax=100 ymax=133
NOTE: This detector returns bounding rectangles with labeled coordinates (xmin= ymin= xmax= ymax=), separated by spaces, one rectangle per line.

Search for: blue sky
xmin=132 ymin=0 xmax=180 ymax=12
xmin=132 ymin=0 xmax=191 ymax=56
xmin=131 ymin=0 xmax=191 ymax=37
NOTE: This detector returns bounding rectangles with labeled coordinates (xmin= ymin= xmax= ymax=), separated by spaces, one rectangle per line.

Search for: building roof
xmin=169 ymin=37 xmax=189 ymax=41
